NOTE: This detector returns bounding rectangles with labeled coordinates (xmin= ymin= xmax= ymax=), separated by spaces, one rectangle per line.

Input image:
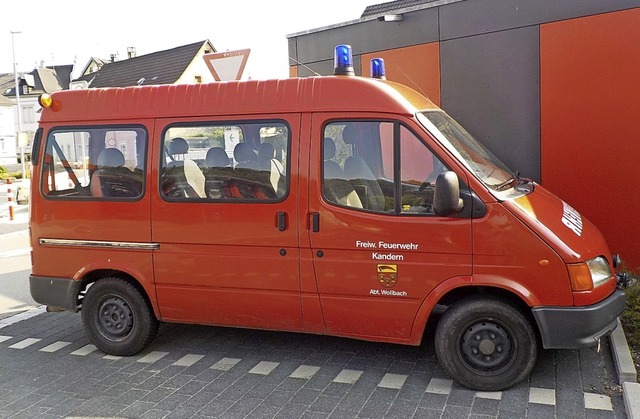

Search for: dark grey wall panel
xmin=440 ymin=26 xmax=541 ymax=181
xmin=289 ymin=8 xmax=440 ymax=65
xmin=440 ymin=0 xmax=639 ymax=40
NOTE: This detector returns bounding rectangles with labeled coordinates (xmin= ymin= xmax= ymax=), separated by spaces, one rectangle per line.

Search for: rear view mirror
xmin=434 ymin=171 xmax=464 ymax=216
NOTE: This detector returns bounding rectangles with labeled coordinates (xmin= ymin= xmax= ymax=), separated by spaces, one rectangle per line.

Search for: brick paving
xmin=0 ymin=309 xmax=626 ymax=418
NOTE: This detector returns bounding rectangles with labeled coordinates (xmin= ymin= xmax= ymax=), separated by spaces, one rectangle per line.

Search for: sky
xmin=1 ymin=1 xmax=375 ymax=80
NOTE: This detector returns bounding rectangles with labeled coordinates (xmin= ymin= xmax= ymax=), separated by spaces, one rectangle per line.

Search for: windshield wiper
xmin=494 ymin=171 xmax=532 ymax=191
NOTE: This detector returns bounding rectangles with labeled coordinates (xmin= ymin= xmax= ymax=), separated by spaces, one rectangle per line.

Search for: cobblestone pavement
xmin=0 ymin=308 xmax=625 ymax=418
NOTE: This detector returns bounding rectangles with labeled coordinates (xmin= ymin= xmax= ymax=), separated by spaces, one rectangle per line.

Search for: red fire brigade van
xmin=29 ymin=45 xmax=625 ymax=391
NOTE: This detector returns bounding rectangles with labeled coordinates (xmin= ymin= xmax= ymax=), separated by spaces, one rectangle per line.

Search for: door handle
xmin=311 ymin=212 xmax=320 ymax=233
xmin=277 ymin=211 xmax=287 ymax=231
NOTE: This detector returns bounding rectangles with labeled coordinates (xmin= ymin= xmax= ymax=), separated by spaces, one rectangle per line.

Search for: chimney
xmin=110 ymin=53 xmax=118 ymax=63
xmin=127 ymin=47 xmax=136 ymax=59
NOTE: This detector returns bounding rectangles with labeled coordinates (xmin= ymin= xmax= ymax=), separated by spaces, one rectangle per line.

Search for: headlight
xmin=586 ymin=256 xmax=613 ymax=287
xmin=568 ymin=256 xmax=612 ymax=291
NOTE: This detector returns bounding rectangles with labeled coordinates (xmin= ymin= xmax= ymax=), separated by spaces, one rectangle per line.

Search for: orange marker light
xmin=39 ymin=94 xmax=53 ymax=108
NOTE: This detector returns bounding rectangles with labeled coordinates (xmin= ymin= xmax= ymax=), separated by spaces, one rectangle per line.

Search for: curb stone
xmin=624 ymin=382 xmax=640 ymax=418
xmin=613 ymin=318 xmax=638 ymax=383
xmin=612 ymin=318 xmax=639 ymax=419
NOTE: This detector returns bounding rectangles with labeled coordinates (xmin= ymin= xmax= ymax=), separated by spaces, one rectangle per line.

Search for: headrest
xmin=258 ymin=142 xmax=275 ymax=160
xmin=233 ymin=142 xmax=257 ymax=163
xmin=97 ymin=148 xmax=125 ymax=168
xmin=342 ymin=124 xmax=358 ymax=144
xmin=169 ymin=137 xmax=189 ymax=155
xmin=323 ymin=137 xmax=336 ymax=160
xmin=205 ymin=147 xmax=230 ymax=167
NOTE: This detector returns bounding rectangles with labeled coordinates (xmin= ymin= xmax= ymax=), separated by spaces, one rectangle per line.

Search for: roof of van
xmin=39 ymin=76 xmax=439 ymax=123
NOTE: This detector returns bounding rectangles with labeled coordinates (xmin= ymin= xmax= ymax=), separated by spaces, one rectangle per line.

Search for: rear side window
xmin=160 ymin=122 xmax=289 ymax=201
xmin=41 ymin=126 xmax=147 ymax=199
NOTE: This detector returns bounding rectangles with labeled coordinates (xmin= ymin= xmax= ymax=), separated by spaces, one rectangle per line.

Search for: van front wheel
xmin=434 ymin=297 xmax=537 ymax=391
xmin=81 ymin=277 xmax=158 ymax=356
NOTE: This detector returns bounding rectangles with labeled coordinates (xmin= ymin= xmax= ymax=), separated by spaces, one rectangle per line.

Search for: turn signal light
xmin=568 ymin=263 xmax=593 ymax=291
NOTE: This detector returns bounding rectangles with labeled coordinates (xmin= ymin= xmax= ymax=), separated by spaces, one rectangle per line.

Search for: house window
xmin=22 ymin=106 xmax=35 ymax=124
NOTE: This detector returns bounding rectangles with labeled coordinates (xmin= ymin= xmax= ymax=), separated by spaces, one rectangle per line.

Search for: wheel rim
xmin=95 ymin=296 xmax=134 ymax=342
xmin=458 ymin=320 xmax=516 ymax=375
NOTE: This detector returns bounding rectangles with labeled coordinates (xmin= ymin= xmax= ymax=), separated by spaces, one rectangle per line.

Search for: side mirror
xmin=434 ymin=171 xmax=464 ymax=216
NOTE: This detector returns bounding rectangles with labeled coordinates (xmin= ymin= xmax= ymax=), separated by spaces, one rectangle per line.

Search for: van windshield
xmin=417 ymin=111 xmax=525 ymax=194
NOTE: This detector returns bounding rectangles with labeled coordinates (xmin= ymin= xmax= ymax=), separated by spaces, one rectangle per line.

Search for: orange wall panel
xmin=362 ymin=42 xmax=441 ymax=106
xmin=540 ymin=8 xmax=640 ymax=270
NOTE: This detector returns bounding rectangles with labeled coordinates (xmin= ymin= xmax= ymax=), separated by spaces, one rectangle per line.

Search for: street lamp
xmin=10 ymin=30 xmax=26 ymax=181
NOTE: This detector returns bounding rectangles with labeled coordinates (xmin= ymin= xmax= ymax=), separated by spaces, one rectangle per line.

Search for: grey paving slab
xmin=0 ymin=310 xmax=628 ymax=419
xmin=290 ymin=365 xmax=321 ymax=380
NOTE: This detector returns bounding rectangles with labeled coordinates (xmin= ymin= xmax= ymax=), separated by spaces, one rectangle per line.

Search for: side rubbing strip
xmin=39 ymin=238 xmax=160 ymax=250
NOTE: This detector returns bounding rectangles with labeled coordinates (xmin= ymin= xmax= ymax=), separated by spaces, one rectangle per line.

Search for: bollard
xmin=6 ymin=178 xmax=14 ymax=221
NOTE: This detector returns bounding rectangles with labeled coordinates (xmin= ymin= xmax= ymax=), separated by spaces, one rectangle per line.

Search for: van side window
xmin=322 ymin=121 xmax=447 ymax=215
xmin=160 ymin=122 xmax=289 ymax=201
xmin=41 ymin=126 xmax=146 ymax=199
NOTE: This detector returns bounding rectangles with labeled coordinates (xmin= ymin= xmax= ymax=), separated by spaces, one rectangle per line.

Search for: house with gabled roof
xmin=1 ymin=65 xmax=72 ymax=163
xmin=71 ymin=40 xmax=217 ymax=89
xmin=79 ymin=57 xmax=110 ymax=77
xmin=0 ymin=40 xmax=218 ymax=163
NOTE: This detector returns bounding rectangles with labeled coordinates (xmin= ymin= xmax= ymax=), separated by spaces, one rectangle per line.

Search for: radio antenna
xmin=289 ymin=56 xmax=321 ymax=76
xmin=394 ymin=65 xmax=428 ymax=97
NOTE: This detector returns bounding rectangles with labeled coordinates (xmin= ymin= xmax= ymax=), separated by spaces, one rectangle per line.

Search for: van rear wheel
xmin=81 ymin=277 xmax=158 ymax=356
xmin=434 ymin=296 xmax=537 ymax=391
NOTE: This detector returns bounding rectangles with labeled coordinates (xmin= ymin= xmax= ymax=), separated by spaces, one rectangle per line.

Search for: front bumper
xmin=29 ymin=275 xmax=82 ymax=312
xmin=532 ymin=288 xmax=625 ymax=349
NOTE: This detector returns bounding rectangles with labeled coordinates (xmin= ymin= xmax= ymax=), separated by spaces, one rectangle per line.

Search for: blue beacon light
xmin=370 ymin=58 xmax=386 ymax=80
xmin=334 ymin=44 xmax=355 ymax=76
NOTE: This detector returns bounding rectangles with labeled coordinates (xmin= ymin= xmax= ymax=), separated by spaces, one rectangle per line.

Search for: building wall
xmin=361 ymin=42 xmax=441 ymax=106
xmin=540 ymin=8 xmax=640 ymax=271
xmin=288 ymin=1 xmax=640 ymax=269
xmin=175 ymin=44 xmax=218 ymax=85
xmin=440 ymin=26 xmax=540 ymax=180
xmin=0 ymin=104 xmax=17 ymax=165
xmin=14 ymin=96 xmax=41 ymax=158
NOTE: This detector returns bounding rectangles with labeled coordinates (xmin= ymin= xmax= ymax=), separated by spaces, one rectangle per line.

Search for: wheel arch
xmin=411 ymin=280 xmax=541 ymax=346
xmin=78 ymin=268 xmax=159 ymax=319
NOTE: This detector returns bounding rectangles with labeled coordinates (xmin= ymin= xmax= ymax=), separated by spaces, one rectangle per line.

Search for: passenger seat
xmin=164 ymin=138 xmax=206 ymax=198
xmin=322 ymin=137 xmax=362 ymax=208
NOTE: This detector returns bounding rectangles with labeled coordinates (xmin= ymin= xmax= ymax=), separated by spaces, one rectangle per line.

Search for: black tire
xmin=434 ymin=296 xmax=537 ymax=391
xmin=81 ymin=277 xmax=158 ymax=356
